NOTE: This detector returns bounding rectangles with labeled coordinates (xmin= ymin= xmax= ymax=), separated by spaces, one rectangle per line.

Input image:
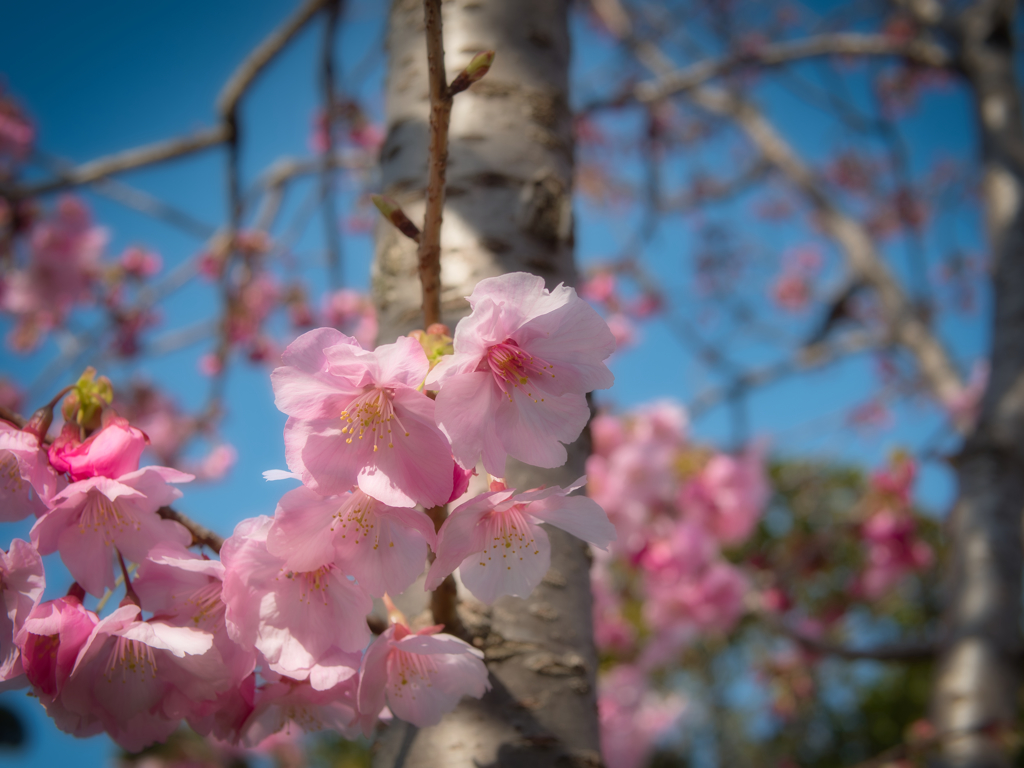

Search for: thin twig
xmin=319 ymin=0 xmax=345 ymax=290
xmin=418 ymin=0 xmax=451 ymax=328
xmin=632 ymin=33 xmax=953 ymax=105
xmin=216 ymin=0 xmax=332 ymax=119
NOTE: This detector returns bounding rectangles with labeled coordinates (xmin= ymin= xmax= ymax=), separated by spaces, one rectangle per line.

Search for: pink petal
xmin=432 ymin=371 xmax=506 ymax=475
xmin=527 ymin=494 xmax=617 ymax=550
xmin=424 ymin=492 xmax=502 ymax=591
xmin=356 ymin=627 xmax=393 ymax=734
xmin=268 ymin=486 xmax=339 ymax=572
xmin=374 ymin=336 xmax=430 ymax=389
xmin=356 ymin=388 xmax=453 ymax=508
xmin=497 ymin=389 xmax=590 ymax=470
xmin=459 ymin=519 xmax=551 ymax=604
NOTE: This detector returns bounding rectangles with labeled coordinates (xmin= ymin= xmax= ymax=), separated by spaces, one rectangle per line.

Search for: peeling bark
xmin=370 ymin=1 xmax=601 ymax=766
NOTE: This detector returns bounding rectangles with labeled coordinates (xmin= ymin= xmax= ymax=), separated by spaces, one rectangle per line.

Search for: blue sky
xmin=0 ymin=1 xmax=991 ymax=764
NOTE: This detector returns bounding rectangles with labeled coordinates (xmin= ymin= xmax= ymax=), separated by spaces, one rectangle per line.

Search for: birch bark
xmin=930 ymin=3 xmax=1024 ymax=766
xmin=370 ymin=1 xmax=602 ymax=766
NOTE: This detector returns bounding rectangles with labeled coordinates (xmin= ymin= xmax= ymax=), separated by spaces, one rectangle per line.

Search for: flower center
xmin=340 ymin=387 xmax=409 ymax=452
xmin=0 ymin=451 xmax=24 ymax=494
xmin=79 ymin=490 xmax=140 ymax=545
xmin=485 ymin=340 xmax=554 ymax=401
xmin=104 ymin=636 xmax=158 ymax=682
xmin=281 ymin=564 xmax=335 ymax=604
xmin=479 ymin=504 xmax=539 ymax=570
xmin=333 ymin=493 xmax=384 ymax=550
xmin=390 ymin=648 xmax=439 ymax=691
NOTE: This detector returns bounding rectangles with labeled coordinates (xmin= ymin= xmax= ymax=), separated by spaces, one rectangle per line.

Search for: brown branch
xmin=425 ymin=503 xmax=467 ymax=640
xmin=157 ymin=505 xmax=225 ymax=554
xmin=418 ymin=0 xmax=451 ymax=328
xmin=5 ymin=126 xmax=229 ymax=199
xmin=634 ymin=33 xmax=953 ymax=104
xmin=774 ymin=622 xmax=936 ymax=662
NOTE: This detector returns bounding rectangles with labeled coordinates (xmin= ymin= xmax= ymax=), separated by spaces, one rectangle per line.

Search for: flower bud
xmin=449 ymin=50 xmax=495 ymax=95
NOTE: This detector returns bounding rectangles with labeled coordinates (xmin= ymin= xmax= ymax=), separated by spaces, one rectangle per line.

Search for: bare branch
xmin=5 ymin=126 xmax=229 ymax=198
xmin=635 ymin=33 xmax=953 ymax=104
xmin=685 ymin=85 xmax=966 ymax=407
xmin=319 ymin=0 xmax=344 ymax=289
xmin=688 ymin=332 xmax=881 ymax=417
xmin=216 ymin=0 xmax=332 ymax=119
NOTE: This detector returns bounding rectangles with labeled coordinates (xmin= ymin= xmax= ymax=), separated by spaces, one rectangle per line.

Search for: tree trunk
xmin=370 ymin=1 xmax=603 ymax=766
xmin=930 ymin=3 xmax=1024 ymax=766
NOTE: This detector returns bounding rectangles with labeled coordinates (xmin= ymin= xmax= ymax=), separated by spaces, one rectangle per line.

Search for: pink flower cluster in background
xmin=0 ymin=271 xmax=617 ymax=751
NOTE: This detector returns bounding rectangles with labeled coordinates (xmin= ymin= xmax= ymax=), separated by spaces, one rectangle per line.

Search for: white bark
xmin=930 ymin=3 xmax=1024 ymax=766
xmin=370 ymin=1 xmax=602 ymax=766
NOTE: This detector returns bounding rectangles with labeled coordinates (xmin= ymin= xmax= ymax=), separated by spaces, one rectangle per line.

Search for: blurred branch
xmin=633 ymin=33 xmax=952 ymax=104
xmin=319 ymin=0 xmax=345 ymax=289
xmin=5 ymin=127 xmax=229 ymax=198
xmin=775 ymin=621 xmax=936 ymax=662
xmin=685 ymin=85 xmax=965 ymax=409
xmin=689 ymin=332 xmax=880 ymax=418
xmin=216 ymin=0 xmax=333 ymax=119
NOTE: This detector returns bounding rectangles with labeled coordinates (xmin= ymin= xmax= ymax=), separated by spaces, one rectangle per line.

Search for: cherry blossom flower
xmin=0 ymin=539 xmax=45 ymax=683
xmin=0 ymin=420 xmax=61 ymax=521
xmin=31 ymin=462 xmax=193 ymax=597
xmin=221 ymin=516 xmax=370 ymax=689
xmin=242 ymin=673 xmax=360 ymax=748
xmin=58 ymin=603 xmax=215 ymax=751
xmin=679 ymin=446 xmax=769 ymax=545
xmin=426 ymin=272 xmax=615 ymax=477
xmin=356 ymin=622 xmax=488 ymax=732
xmin=268 ymin=485 xmax=436 ymax=597
xmin=426 ymin=478 xmax=616 ymax=604
xmin=856 ymin=508 xmax=934 ymax=599
xmin=272 ymin=327 xmax=454 ymax=507
xmin=47 ymin=416 xmax=147 ymax=481
xmin=134 ymin=542 xmax=255 ymax=685
xmin=21 ymin=593 xmax=102 ymax=738
xmin=599 ymin=665 xmax=686 ymax=768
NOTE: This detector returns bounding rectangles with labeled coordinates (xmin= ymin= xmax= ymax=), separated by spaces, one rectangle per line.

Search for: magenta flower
xmin=21 ymin=594 xmax=102 ymax=738
xmin=0 ymin=421 xmax=61 ymax=521
xmin=272 ymin=327 xmax=454 ymax=507
xmin=426 ymin=479 xmax=616 ymax=604
xmin=31 ymin=464 xmax=193 ymax=597
xmin=268 ymin=485 xmax=436 ymax=598
xmin=0 ymin=539 xmax=45 ymax=683
xmin=426 ymin=272 xmax=615 ymax=477
xmin=47 ymin=417 xmax=147 ymax=481
xmin=356 ymin=622 xmax=488 ymax=732
xmin=221 ymin=516 xmax=370 ymax=689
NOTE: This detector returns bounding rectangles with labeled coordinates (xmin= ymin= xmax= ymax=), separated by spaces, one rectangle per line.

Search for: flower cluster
xmin=585 ymin=401 xmax=769 ymax=766
xmin=0 ymin=271 xmax=616 ymax=752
